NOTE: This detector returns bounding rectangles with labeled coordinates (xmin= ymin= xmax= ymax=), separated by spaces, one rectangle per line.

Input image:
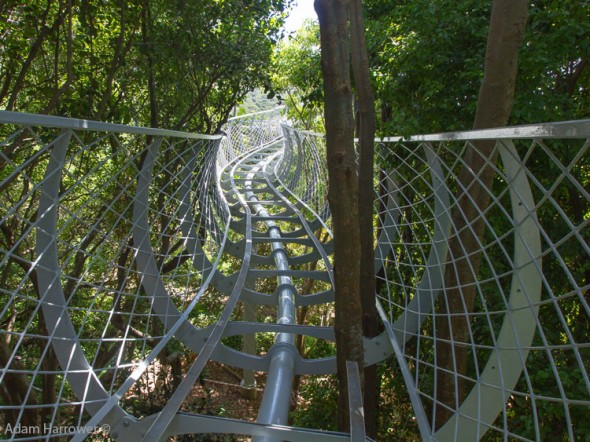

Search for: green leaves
xmin=0 ymin=0 xmax=290 ymax=132
xmin=514 ymin=1 xmax=590 ymax=123
xmin=365 ymin=0 xmax=490 ymax=135
xmin=270 ymin=20 xmax=324 ymax=131
xmin=364 ymin=0 xmax=590 ymax=135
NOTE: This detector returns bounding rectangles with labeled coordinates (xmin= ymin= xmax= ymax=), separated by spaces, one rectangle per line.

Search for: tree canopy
xmin=1 ymin=0 xmax=589 ymax=440
xmin=271 ymin=19 xmax=324 ymax=131
xmin=277 ymin=0 xmax=589 ymax=133
xmin=0 ymin=0 xmax=291 ymax=132
xmin=366 ymin=0 xmax=590 ymax=133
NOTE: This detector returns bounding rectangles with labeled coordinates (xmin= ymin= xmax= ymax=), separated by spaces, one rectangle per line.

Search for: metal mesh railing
xmin=273 ymin=121 xmax=590 ymax=440
xmin=0 ymin=108 xmax=344 ymax=442
xmin=0 ymin=111 xmax=226 ymax=440
xmin=217 ymin=108 xmax=284 ymax=168
xmin=1 ymin=107 xmax=588 ymax=442
xmin=375 ymin=121 xmax=590 ymax=441
xmin=277 ymin=125 xmax=330 ymax=223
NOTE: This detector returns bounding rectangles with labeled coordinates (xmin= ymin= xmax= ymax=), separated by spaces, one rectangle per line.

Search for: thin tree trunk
xmin=44 ymin=0 xmax=74 ymax=115
xmin=435 ymin=0 xmax=529 ymax=428
xmin=315 ymin=0 xmax=364 ymax=432
xmin=141 ymin=1 xmax=158 ymax=129
xmin=348 ymin=0 xmax=380 ymax=437
xmin=6 ymin=1 xmax=66 ymax=111
xmin=0 ymin=339 xmax=40 ymax=428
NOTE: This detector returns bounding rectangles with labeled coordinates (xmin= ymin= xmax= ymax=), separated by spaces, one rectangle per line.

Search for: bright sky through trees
xmin=284 ymin=0 xmax=317 ymax=34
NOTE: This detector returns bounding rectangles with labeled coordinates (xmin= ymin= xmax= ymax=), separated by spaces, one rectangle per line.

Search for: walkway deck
xmin=0 ymin=109 xmax=588 ymax=441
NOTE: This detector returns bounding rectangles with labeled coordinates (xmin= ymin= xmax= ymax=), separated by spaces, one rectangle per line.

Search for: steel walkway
xmin=0 ymin=109 xmax=589 ymax=441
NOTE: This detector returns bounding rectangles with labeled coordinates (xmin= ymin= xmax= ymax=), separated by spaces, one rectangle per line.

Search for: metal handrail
xmin=1 ymin=109 xmax=588 ymax=442
xmin=0 ymin=110 xmax=221 ymax=139
xmin=378 ymin=118 xmax=590 ymax=142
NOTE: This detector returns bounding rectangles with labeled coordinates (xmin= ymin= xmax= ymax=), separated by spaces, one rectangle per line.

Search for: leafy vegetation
xmin=1 ymin=0 xmax=589 ymax=440
xmin=271 ymin=19 xmax=324 ymax=131
xmin=0 ymin=0 xmax=290 ymax=132
xmin=276 ymin=1 xmax=589 ymax=134
xmin=238 ymin=88 xmax=280 ymax=115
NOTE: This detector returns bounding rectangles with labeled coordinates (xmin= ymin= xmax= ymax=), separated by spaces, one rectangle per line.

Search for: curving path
xmin=0 ymin=109 xmax=588 ymax=442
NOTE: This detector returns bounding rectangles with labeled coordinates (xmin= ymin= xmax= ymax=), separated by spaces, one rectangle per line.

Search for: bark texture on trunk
xmin=435 ymin=0 xmax=529 ymax=429
xmin=349 ymin=0 xmax=380 ymax=437
xmin=315 ymin=0 xmax=364 ymax=432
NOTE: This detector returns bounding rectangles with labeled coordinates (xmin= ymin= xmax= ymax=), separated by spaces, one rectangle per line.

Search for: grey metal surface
xmin=346 ymin=361 xmax=366 ymax=442
xmin=1 ymin=109 xmax=588 ymax=442
xmin=375 ymin=129 xmax=589 ymax=441
xmin=243 ymin=154 xmax=298 ymax=436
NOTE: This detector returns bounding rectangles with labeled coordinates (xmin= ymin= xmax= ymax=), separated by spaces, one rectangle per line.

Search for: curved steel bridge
xmin=0 ymin=108 xmax=588 ymax=441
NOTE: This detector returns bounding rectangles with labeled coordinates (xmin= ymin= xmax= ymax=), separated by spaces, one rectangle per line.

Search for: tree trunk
xmin=0 ymin=339 xmax=40 ymax=428
xmin=315 ymin=0 xmax=364 ymax=432
xmin=141 ymin=0 xmax=158 ymax=129
xmin=435 ymin=0 xmax=529 ymax=429
xmin=5 ymin=2 xmax=66 ymax=111
xmin=349 ymin=0 xmax=380 ymax=437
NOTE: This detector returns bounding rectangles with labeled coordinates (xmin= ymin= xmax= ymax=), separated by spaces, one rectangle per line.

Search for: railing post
xmin=346 ymin=360 xmax=366 ymax=442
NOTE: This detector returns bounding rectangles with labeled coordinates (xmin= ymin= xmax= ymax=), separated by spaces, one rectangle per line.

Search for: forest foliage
xmin=0 ymin=0 xmax=589 ymax=440
xmin=273 ymin=0 xmax=590 ymax=134
xmin=0 ymin=0 xmax=291 ymax=133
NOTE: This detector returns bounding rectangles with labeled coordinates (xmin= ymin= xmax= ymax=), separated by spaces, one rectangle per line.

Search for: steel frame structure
xmin=0 ymin=109 xmax=588 ymax=441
